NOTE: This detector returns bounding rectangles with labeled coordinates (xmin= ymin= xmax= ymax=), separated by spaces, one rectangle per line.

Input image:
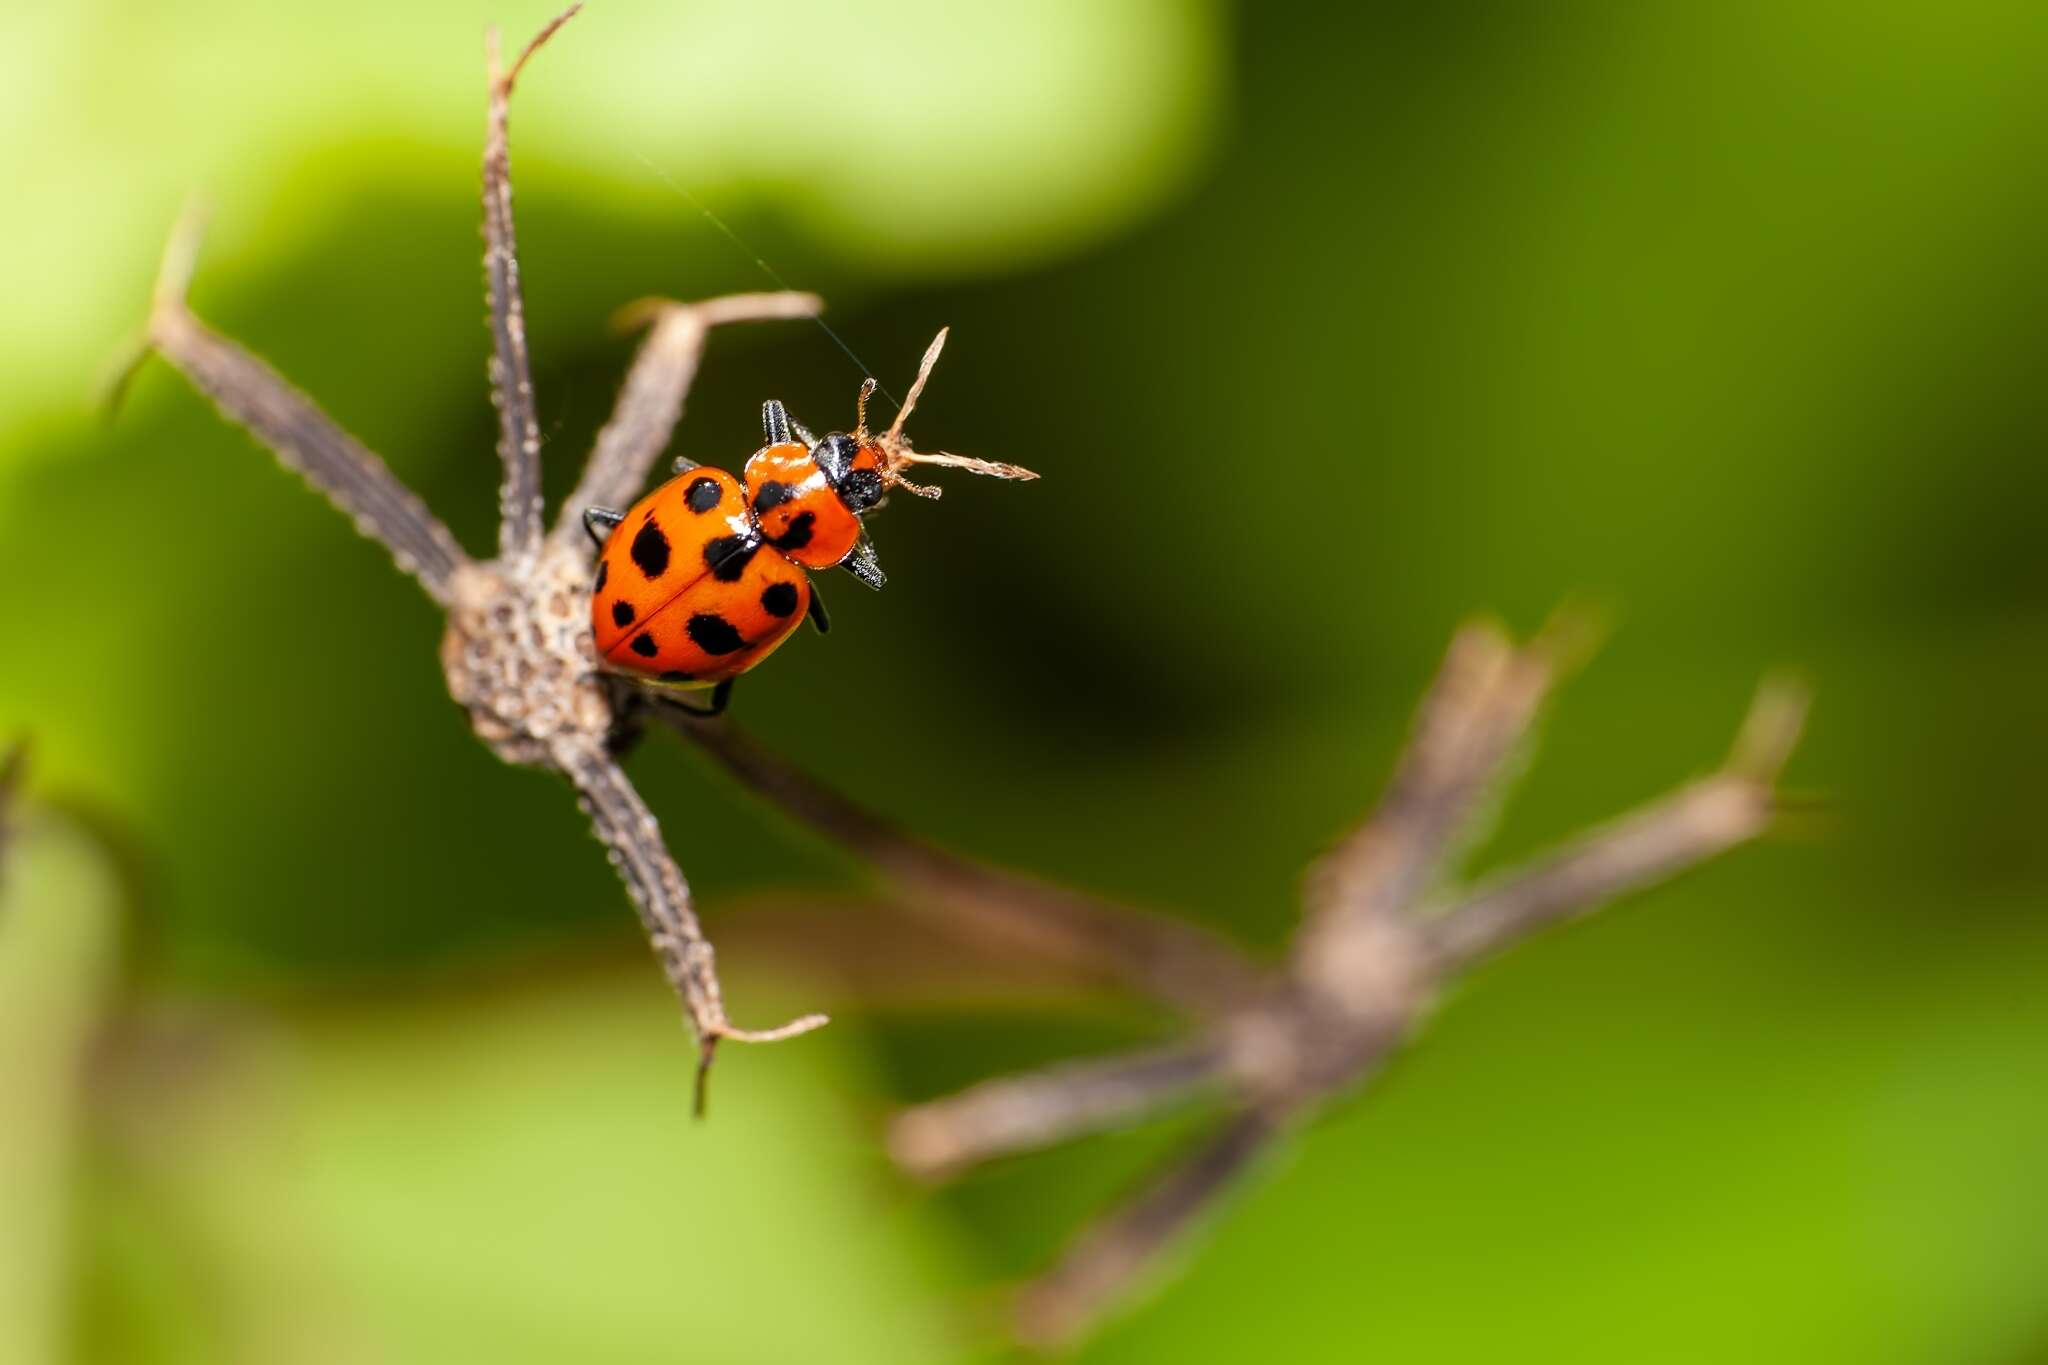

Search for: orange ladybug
xmin=584 ymin=330 xmax=1034 ymax=713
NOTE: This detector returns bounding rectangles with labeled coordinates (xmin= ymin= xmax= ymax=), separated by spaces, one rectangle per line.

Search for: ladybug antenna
xmin=875 ymin=328 xmax=1039 ymax=499
xmin=853 ymin=376 xmax=878 ymax=441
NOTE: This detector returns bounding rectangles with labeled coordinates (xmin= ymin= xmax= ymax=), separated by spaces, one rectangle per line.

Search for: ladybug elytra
xmin=584 ymin=330 xmax=1034 ymax=713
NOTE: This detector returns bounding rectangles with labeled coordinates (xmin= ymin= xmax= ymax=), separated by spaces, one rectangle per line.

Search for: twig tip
xmin=885 ymin=1108 xmax=963 ymax=1182
xmin=720 ymin=1011 xmax=832 ymax=1045
xmin=104 ymin=195 xmax=212 ymax=418
xmin=1726 ymin=673 xmax=1810 ymax=783
xmin=1530 ymin=598 xmax=1613 ymax=678
xmin=691 ymin=1010 xmax=830 ymax=1119
xmin=496 ymin=3 xmax=583 ymax=96
xmin=609 ymin=296 xmax=676 ymax=334
xmin=154 ymin=193 xmax=210 ymax=319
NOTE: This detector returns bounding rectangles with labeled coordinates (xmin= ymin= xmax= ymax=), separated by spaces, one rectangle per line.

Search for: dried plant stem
xmin=1427 ymin=761 xmax=1792 ymax=971
xmin=661 ymin=706 xmax=1265 ymax=1016
xmin=1015 ymin=1108 xmax=1289 ymax=1349
xmin=889 ymin=1040 xmax=1233 ymax=1179
xmin=146 ymin=214 xmax=468 ymax=603
xmin=481 ymin=7 xmax=578 ymax=562
xmin=133 ymin=5 xmax=822 ymax=1087
xmin=1301 ymin=621 xmax=1556 ymax=950
xmin=883 ymin=623 xmax=1808 ymax=1345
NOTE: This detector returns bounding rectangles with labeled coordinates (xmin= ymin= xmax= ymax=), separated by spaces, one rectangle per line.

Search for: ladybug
xmin=583 ymin=330 xmax=1034 ymax=714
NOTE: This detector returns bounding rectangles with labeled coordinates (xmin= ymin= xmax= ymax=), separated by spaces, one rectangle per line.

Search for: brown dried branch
xmin=130 ymin=6 xmax=825 ymax=1090
xmin=887 ymin=625 xmax=1808 ymax=1345
xmin=660 ymin=705 xmax=1266 ymax=1016
xmin=709 ymin=892 xmax=1155 ymax=1010
xmin=1427 ymin=677 xmax=1806 ymax=971
xmin=889 ymin=1040 xmax=1232 ymax=1179
xmin=556 ymin=737 xmax=826 ymax=1109
xmin=1305 ymin=626 xmax=1536 ymax=911
xmin=145 ymin=207 xmax=470 ymax=603
xmin=550 ymin=293 xmax=821 ymax=552
xmin=482 ymin=5 xmax=579 ymax=562
xmin=1294 ymin=620 xmax=1557 ymax=1015
xmin=553 ymin=736 xmax=765 ymax=1043
xmin=1014 ymin=1108 xmax=1288 ymax=1349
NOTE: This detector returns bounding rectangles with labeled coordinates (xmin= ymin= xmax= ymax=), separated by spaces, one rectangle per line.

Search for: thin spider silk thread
xmin=628 ymin=147 xmax=903 ymax=413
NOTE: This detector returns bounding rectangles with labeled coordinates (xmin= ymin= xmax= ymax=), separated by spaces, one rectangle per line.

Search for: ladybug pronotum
xmin=583 ymin=330 xmax=1035 ymax=714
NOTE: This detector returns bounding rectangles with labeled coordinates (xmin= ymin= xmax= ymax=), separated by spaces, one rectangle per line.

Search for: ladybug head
xmin=806 ymin=431 xmax=886 ymax=516
xmin=835 ymin=329 xmax=1039 ymax=504
xmin=748 ymin=332 xmax=1039 ymax=593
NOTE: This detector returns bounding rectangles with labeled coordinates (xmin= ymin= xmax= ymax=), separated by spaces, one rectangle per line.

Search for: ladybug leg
xmin=582 ymin=504 xmax=624 ymax=549
xmin=661 ymin=678 xmax=734 ymax=719
xmin=806 ymin=584 xmax=831 ymax=634
xmin=842 ymin=532 xmax=887 ymax=591
xmin=790 ymin=417 xmax=818 ymax=447
xmin=761 ymin=400 xmax=793 ymax=446
xmin=670 ymin=454 xmax=700 ymax=474
xmin=603 ymin=675 xmax=650 ymax=758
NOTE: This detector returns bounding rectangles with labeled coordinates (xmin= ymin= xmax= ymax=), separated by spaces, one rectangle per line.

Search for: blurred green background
xmin=4 ymin=1 xmax=2047 ymax=1360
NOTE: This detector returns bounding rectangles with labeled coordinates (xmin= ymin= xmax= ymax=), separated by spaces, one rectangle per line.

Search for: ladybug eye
xmin=837 ymin=467 xmax=885 ymax=513
xmin=811 ymin=432 xmax=859 ymax=482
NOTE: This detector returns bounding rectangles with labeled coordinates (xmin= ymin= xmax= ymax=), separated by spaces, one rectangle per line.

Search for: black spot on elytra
xmin=703 ymin=533 xmax=762 ymax=582
xmin=771 ymin=511 xmax=815 ymax=552
xmin=631 ymin=517 xmax=670 ymax=579
xmin=761 ymin=581 xmax=800 ymax=618
xmin=611 ymin=600 xmax=635 ymax=627
xmin=685 ymin=478 xmax=722 ymax=513
xmin=660 ymin=670 xmax=695 ymax=683
xmin=686 ymin=613 xmax=746 ymax=655
xmin=629 ymin=632 xmax=659 ymax=658
xmin=753 ymin=480 xmax=792 ymax=513
xmin=593 ymin=559 xmax=608 ymax=592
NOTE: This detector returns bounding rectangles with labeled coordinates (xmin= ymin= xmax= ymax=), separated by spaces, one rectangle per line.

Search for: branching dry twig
xmin=1014 ymin=1107 xmax=1289 ymax=1348
xmin=659 ymin=705 xmax=1265 ymax=1016
xmin=132 ymin=6 xmax=826 ymax=1088
xmin=482 ymin=6 xmax=572 ymax=563
xmin=889 ymin=1040 xmax=1234 ymax=1180
xmin=147 ymin=205 xmax=470 ymax=604
xmin=879 ymin=622 xmax=1807 ymax=1345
